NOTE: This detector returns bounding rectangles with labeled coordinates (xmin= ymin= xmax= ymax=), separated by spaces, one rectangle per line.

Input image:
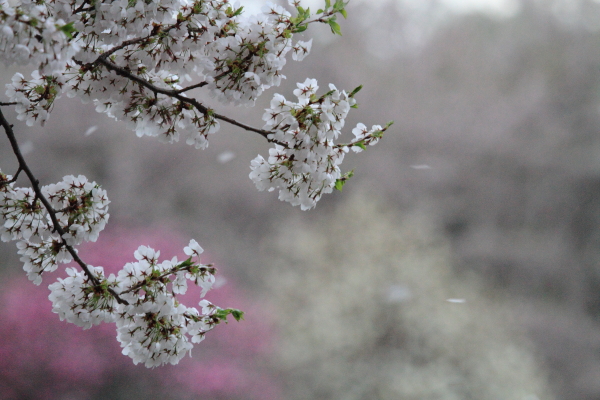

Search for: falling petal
xmin=386 ymin=284 xmax=412 ymax=303
xmin=84 ymin=126 xmax=98 ymax=136
xmin=410 ymin=164 xmax=432 ymax=170
xmin=217 ymin=151 xmax=236 ymax=164
xmin=20 ymin=140 xmax=33 ymax=155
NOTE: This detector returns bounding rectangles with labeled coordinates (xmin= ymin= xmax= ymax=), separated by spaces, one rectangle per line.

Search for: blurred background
xmin=2 ymin=0 xmax=600 ymax=398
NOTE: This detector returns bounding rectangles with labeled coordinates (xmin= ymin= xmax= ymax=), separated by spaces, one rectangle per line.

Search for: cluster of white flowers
xmin=0 ymin=0 xmax=389 ymax=367
xmin=2 ymin=0 xmax=332 ymax=148
xmin=1 ymin=172 xmax=109 ymax=283
xmin=250 ymin=79 xmax=388 ymax=209
xmin=6 ymin=71 xmax=64 ymax=126
xmin=48 ymin=265 xmax=119 ymax=329
xmin=48 ymin=240 xmax=227 ymax=367
xmin=0 ymin=0 xmax=80 ymax=73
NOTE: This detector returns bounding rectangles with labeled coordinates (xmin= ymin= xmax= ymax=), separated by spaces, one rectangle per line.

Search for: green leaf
xmin=225 ymin=5 xmax=244 ymax=17
xmin=328 ymin=18 xmax=342 ymax=35
xmin=214 ymin=308 xmax=245 ymax=323
xmin=233 ymin=6 xmax=244 ymax=16
xmin=325 ymin=0 xmax=331 ymax=10
xmin=354 ymin=141 xmax=366 ymax=150
xmin=192 ymin=0 xmax=202 ymax=13
xmin=349 ymin=84 xmax=363 ymax=98
xmin=317 ymin=8 xmax=323 ymax=14
xmin=58 ymin=22 xmax=77 ymax=39
xmin=340 ymin=8 xmax=347 ymax=18
xmin=334 ymin=0 xmax=349 ymax=9
xmin=293 ymin=24 xmax=308 ymax=33
xmin=334 ymin=169 xmax=354 ymax=191
xmin=176 ymin=257 xmax=195 ymax=269
xmin=230 ymin=309 xmax=245 ymax=321
xmin=322 ymin=89 xmax=336 ymax=98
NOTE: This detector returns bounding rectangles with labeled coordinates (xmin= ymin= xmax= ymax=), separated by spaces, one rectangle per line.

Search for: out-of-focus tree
xmin=260 ymin=192 xmax=555 ymax=400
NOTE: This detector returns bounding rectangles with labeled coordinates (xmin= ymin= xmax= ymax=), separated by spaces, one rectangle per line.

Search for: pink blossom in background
xmin=0 ymin=274 xmax=125 ymax=399
xmin=0 ymin=224 xmax=281 ymax=400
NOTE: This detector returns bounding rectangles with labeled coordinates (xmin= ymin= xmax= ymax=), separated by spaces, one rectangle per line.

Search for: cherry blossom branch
xmin=173 ymin=81 xmax=208 ymax=94
xmin=95 ymin=57 xmax=278 ymax=142
xmin=95 ymin=5 xmax=207 ymax=61
xmin=0 ymin=107 xmax=129 ymax=305
xmin=98 ymin=37 xmax=152 ymax=60
xmin=168 ymin=67 xmax=248 ymax=94
xmin=335 ymin=121 xmax=394 ymax=149
xmin=119 ymin=260 xmax=215 ymax=296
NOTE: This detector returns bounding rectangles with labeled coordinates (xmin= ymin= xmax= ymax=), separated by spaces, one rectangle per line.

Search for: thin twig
xmin=98 ymin=36 xmax=152 ymax=60
xmin=171 ymin=67 xmax=241 ymax=94
xmin=0 ymin=166 xmax=22 ymax=186
xmin=0 ymin=108 xmax=129 ymax=305
xmin=119 ymin=263 xmax=215 ymax=296
xmin=0 ymin=102 xmax=17 ymax=106
xmin=94 ymin=5 xmax=208 ymax=62
xmin=173 ymin=81 xmax=208 ymax=94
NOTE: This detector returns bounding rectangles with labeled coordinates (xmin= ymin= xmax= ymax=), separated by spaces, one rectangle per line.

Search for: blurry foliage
xmin=260 ymin=193 xmax=554 ymax=400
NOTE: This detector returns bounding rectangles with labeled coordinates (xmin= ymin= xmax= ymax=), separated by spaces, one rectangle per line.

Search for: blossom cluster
xmin=48 ymin=241 xmax=230 ymax=367
xmin=250 ymin=79 xmax=389 ymax=209
xmin=2 ymin=0 xmax=325 ymax=146
xmin=1 ymin=172 xmax=108 ymax=284
xmin=0 ymin=0 xmax=80 ymax=74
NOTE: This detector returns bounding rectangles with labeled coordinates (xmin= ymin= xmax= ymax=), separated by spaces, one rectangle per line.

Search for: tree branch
xmin=96 ymin=57 xmax=280 ymax=143
xmin=173 ymin=81 xmax=208 ymax=94
xmin=0 ymin=108 xmax=129 ymax=305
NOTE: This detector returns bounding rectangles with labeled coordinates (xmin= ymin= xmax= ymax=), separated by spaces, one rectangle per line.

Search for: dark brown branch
xmin=172 ymin=67 xmax=238 ymax=94
xmin=81 ymin=8 xmax=298 ymax=145
xmin=95 ymin=5 xmax=208 ymax=62
xmin=85 ymin=13 xmax=286 ymax=143
xmin=0 ymin=102 xmax=17 ymax=106
xmin=173 ymin=81 xmax=208 ymax=94
xmin=96 ymin=57 xmax=279 ymax=143
xmin=0 ymin=108 xmax=128 ymax=305
xmin=98 ymin=36 xmax=151 ymax=60
xmin=72 ymin=3 xmax=94 ymax=14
